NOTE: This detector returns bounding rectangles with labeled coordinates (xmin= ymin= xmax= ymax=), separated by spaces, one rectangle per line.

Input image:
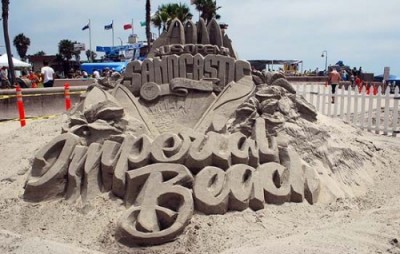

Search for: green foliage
xmin=33 ymin=50 xmax=46 ymax=56
xmin=58 ymin=39 xmax=74 ymax=60
xmin=152 ymin=3 xmax=192 ymax=32
xmin=193 ymin=0 xmax=221 ymax=22
xmin=13 ymin=33 xmax=31 ymax=60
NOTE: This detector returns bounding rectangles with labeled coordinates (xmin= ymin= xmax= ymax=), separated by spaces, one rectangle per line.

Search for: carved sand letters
xmin=24 ymin=133 xmax=80 ymax=202
xmin=117 ymin=164 xmax=194 ymax=245
xmin=123 ymin=54 xmax=251 ymax=96
xmin=154 ymin=44 xmax=230 ymax=57
xmin=117 ymin=162 xmax=319 ymax=244
xmin=24 ymin=130 xmax=320 ymax=244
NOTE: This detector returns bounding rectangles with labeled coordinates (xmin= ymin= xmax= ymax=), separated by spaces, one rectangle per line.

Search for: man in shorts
xmin=328 ymin=68 xmax=341 ymax=103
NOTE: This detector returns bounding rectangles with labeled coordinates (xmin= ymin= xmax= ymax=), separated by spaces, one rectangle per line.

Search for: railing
xmin=294 ymin=82 xmax=400 ymax=137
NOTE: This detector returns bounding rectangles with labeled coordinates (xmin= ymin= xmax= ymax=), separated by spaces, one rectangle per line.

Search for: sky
xmin=3 ymin=0 xmax=400 ymax=75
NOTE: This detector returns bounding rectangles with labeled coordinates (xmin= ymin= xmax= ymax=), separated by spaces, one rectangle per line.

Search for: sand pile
xmin=0 ymin=108 xmax=399 ymax=253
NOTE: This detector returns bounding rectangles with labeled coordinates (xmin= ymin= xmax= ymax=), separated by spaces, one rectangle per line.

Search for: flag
xmin=123 ymin=23 xmax=132 ymax=30
xmin=140 ymin=21 xmax=146 ymax=27
xmin=82 ymin=24 xmax=89 ymax=31
xmin=104 ymin=22 xmax=113 ymax=30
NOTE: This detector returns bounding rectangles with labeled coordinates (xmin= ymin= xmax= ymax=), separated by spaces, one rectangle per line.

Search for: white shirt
xmin=41 ymin=66 xmax=55 ymax=83
xmin=93 ymin=70 xmax=100 ymax=79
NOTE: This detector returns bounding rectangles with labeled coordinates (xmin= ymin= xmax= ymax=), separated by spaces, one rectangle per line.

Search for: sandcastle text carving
xmin=23 ymin=18 xmax=321 ymax=246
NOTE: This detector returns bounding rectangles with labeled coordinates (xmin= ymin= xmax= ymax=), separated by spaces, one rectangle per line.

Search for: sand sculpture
xmin=23 ymin=18 xmax=323 ymax=245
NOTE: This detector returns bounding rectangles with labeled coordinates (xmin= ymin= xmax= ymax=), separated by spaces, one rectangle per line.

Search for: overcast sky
xmin=3 ymin=0 xmax=400 ymax=75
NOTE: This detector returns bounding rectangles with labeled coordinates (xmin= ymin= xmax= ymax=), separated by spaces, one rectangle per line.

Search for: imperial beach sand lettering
xmin=23 ymin=126 xmax=320 ymax=245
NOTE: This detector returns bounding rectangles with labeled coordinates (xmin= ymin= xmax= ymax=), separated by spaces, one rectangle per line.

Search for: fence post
xmin=64 ymin=83 xmax=71 ymax=110
xmin=16 ymin=86 xmax=26 ymax=127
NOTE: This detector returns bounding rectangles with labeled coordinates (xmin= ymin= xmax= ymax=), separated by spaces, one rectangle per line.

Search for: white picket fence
xmin=294 ymin=82 xmax=400 ymax=137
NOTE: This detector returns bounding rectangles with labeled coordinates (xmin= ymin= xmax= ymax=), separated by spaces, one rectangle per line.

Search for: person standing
xmin=92 ymin=69 xmax=100 ymax=79
xmin=28 ymin=70 xmax=39 ymax=88
xmin=41 ymin=61 xmax=55 ymax=87
xmin=0 ymin=66 xmax=11 ymax=88
xmin=328 ymin=68 xmax=341 ymax=103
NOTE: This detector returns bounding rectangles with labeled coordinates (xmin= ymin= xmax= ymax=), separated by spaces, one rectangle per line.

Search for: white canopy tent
xmin=0 ymin=54 xmax=31 ymax=68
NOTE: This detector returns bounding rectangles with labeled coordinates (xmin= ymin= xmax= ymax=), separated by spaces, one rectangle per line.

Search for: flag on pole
xmin=140 ymin=21 xmax=146 ymax=27
xmin=82 ymin=24 xmax=89 ymax=30
xmin=123 ymin=23 xmax=133 ymax=30
xmin=104 ymin=22 xmax=113 ymax=30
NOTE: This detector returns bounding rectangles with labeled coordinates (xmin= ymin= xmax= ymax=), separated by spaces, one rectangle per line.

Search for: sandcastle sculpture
xmin=23 ymin=18 xmax=321 ymax=245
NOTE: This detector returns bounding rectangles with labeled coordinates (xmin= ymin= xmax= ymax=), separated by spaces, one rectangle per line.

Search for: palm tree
xmin=13 ymin=33 xmax=30 ymax=61
xmin=151 ymin=9 xmax=169 ymax=35
xmin=193 ymin=0 xmax=221 ymax=23
xmin=152 ymin=3 xmax=192 ymax=34
xmin=2 ymin=0 xmax=15 ymax=86
xmin=58 ymin=39 xmax=74 ymax=76
xmin=145 ymin=0 xmax=151 ymax=53
xmin=58 ymin=39 xmax=74 ymax=61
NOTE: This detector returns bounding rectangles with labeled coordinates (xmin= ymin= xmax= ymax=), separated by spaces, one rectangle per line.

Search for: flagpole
xmin=89 ymin=19 xmax=92 ymax=62
xmin=112 ymin=20 xmax=114 ymax=47
xmin=131 ymin=18 xmax=134 ymax=35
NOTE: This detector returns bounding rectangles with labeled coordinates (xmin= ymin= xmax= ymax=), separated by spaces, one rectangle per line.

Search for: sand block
xmin=253 ymin=162 xmax=291 ymax=205
xmin=166 ymin=18 xmax=185 ymax=45
xmin=197 ymin=18 xmax=210 ymax=44
xmin=100 ymin=140 xmax=121 ymax=192
xmin=195 ymin=75 xmax=255 ymax=134
xmin=24 ymin=133 xmax=80 ymax=202
xmin=112 ymin=135 xmax=152 ymax=198
xmin=65 ymin=145 xmax=88 ymax=202
xmin=193 ymin=166 xmax=229 ymax=214
xmin=207 ymin=18 xmax=223 ymax=47
xmin=117 ymin=163 xmax=193 ymax=245
xmin=81 ymin=143 xmax=103 ymax=203
xmin=227 ymin=164 xmax=256 ymax=211
xmin=184 ymin=20 xmax=197 ymax=44
xmin=151 ymin=133 xmax=191 ymax=164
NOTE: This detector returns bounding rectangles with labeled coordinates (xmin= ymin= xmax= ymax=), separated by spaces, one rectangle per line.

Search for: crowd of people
xmin=0 ymin=63 xmax=120 ymax=89
xmin=327 ymin=65 xmax=385 ymax=103
xmin=69 ymin=67 xmax=117 ymax=79
xmin=0 ymin=61 xmax=55 ymax=89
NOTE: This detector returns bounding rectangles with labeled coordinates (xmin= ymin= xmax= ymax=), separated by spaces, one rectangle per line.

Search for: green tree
xmin=58 ymin=40 xmax=74 ymax=77
xmin=152 ymin=3 xmax=192 ymax=34
xmin=2 ymin=0 xmax=15 ymax=86
xmin=58 ymin=39 xmax=74 ymax=61
xmin=151 ymin=9 xmax=169 ymax=35
xmin=13 ymin=33 xmax=30 ymax=61
xmin=33 ymin=50 xmax=46 ymax=56
xmin=193 ymin=0 xmax=221 ymax=23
